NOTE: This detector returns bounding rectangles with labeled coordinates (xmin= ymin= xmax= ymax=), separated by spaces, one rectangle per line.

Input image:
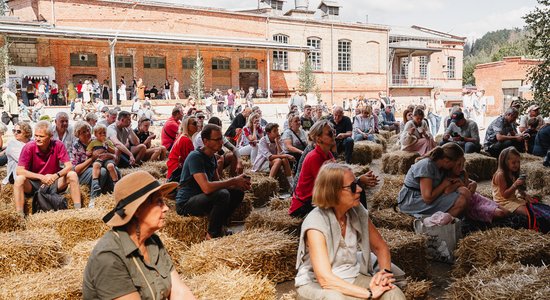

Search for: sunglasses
xmin=12 ymin=129 xmax=22 ymax=134
xmin=208 ymin=137 xmax=223 ymax=142
xmin=190 ymin=121 xmax=198 ymax=126
xmin=342 ymin=178 xmax=360 ymax=194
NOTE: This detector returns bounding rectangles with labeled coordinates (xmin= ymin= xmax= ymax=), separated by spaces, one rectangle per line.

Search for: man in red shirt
xmin=14 ymin=120 xmax=81 ymax=216
xmin=161 ymin=106 xmax=184 ymax=150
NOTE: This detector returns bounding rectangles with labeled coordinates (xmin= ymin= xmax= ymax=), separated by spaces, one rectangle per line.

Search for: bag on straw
xmin=413 ymin=217 xmax=462 ymax=263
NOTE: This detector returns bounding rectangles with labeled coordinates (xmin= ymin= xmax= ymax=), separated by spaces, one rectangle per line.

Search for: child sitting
xmin=447 ymin=156 xmax=507 ymax=223
xmin=523 ymin=117 xmax=539 ymax=154
xmin=86 ymin=124 xmax=118 ymax=197
xmin=252 ymin=123 xmax=294 ymax=186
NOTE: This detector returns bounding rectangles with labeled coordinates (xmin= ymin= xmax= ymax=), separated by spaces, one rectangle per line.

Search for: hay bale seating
xmin=65 ymin=184 xmax=91 ymax=209
xmin=92 ymin=193 xmax=114 ymax=210
xmin=269 ymin=196 xmax=291 ymax=211
xmin=230 ymin=192 xmax=254 ymax=222
xmin=521 ymin=152 xmax=544 ymax=162
xmin=362 ymin=140 xmax=384 ymax=159
xmin=0 ymin=183 xmax=14 ymax=205
xmin=370 ymin=175 xmax=404 ymax=210
xmin=185 ymin=265 xmax=276 ymax=300
xmin=160 ymin=210 xmax=208 ymax=246
xmin=349 ymin=163 xmax=371 ymax=178
xmin=180 ymin=228 xmax=297 ymax=283
xmin=0 ymin=264 xmax=84 ymax=300
xmin=521 ymin=161 xmax=550 ymax=194
xmin=26 ymin=208 xmax=109 ymax=249
xmin=0 ymin=202 xmax=26 ymax=232
xmin=370 ymin=208 xmax=415 ymax=232
xmin=475 ymin=180 xmax=493 ymax=199
xmin=351 ymin=141 xmax=374 ymax=165
xmin=119 ymin=160 xmax=168 ymax=180
xmin=374 ymin=134 xmax=388 ymax=152
xmin=69 ymin=239 xmax=98 ymax=267
xmin=156 ymin=232 xmax=189 ymax=274
xmin=403 ymin=278 xmax=433 ymax=300
xmin=244 ymin=209 xmax=303 ymax=236
xmin=378 ymin=228 xmax=429 ymax=280
xmin=452 ymin=227 xmax=550 ymax=278
xmin=446 ymin=262 xmax=550 ymax=300
xmin=464 ymin=153 xmax=497 ymax=181
xmin=249 ymin=173 xmax=279 ymax=208
xmin=0 ymin=228 xmax=66 ymax=279
xmin=378 ymin=129 xmax=395 ymax=141
xmin=382 ymin=151 xmax=420 ymax=175
xmin=388 ymin=134 xmax=401 ymax=152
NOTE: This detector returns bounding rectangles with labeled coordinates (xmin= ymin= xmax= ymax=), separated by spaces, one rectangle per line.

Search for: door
xmin=239 ymin=72 xmax=259 ymax=91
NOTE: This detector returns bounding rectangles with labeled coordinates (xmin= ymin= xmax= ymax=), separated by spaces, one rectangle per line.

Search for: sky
xmin=158 ymin=0 xmax=539 ymax=42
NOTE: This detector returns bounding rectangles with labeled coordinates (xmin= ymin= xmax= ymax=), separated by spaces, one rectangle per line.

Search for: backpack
xmin=32 ymin=185 xmax=68 ymax=213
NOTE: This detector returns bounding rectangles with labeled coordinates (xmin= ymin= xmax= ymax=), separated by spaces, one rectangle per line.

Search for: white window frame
xmin=447 ymin=56 xmax=456 ymax=79
xmin=419 ymin=56 xmax=428 ymax=79
xmin=307 ymin=37 xmax=322 ymax=71
xmin=338 ymin=40 xmax=351 ymax=71
xmin=273 ymin=51 xmax=288 ymax=71
xmin=400 ymin=57 xmax=409 ymax=78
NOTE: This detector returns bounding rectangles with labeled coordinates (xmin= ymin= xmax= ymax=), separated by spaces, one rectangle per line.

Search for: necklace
xmin=338 ymin=217 xmax=346 ymax=236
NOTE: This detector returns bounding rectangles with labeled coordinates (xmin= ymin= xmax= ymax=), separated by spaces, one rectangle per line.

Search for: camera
xmin=523 ymin=133 xmax=530 ymax=140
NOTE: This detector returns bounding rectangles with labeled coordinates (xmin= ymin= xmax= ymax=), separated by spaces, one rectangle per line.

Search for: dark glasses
xmin=12 ymin=129 xmax=22 ymax=134
xmin=342 ymin=178 xmax=360 ymax=194
xmin=190 ymin=121 xmax=198 ymax=126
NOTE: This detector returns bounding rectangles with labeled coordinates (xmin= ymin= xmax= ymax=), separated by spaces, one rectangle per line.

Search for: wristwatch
xmin=56 ymin=172 xmax=61 ymax=178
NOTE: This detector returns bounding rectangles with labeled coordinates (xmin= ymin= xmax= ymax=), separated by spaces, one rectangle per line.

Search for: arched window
xmin=307 ymin=37 xmax=322 ymax=71
xmin=338 ymin=40 xmax=351 ymax=71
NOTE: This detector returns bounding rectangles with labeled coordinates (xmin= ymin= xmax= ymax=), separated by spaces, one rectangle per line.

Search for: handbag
xmin=414 ymin=216 xmax=462 ymax=263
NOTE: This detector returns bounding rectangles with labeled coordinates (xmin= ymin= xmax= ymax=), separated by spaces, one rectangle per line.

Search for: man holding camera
xmin=484 ymin=107 xmax=525 ymax=157
xmin=441 ymin=111 xmax=481 ymax=153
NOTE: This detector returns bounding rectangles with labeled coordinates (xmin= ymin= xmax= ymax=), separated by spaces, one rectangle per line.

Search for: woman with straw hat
xmin=83 ymin=171 xmax=196 ymax=299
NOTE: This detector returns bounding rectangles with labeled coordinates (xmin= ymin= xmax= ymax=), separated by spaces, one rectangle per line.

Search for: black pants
xmin=487 ymin=140 xmax=525 ymax=157
xmin=176 ymin=189 xmax=243 ymax=238
xmin=1 ymin=113 xmax=18 ymax=125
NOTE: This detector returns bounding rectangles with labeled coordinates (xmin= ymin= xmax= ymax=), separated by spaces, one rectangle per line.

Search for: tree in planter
xmin=190 ymin=53 xmax=205 ymax=105
xmin=298 ymin=58 xmax=320 ymax=103
xmin=524 ymin=0 xmax=550 ymax=116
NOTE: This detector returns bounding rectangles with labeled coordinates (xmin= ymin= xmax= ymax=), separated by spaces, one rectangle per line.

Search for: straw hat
xmin=102 ymin=171 xmax=177 ymax=227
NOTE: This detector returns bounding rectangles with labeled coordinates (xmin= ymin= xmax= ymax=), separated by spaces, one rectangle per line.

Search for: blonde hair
xmin=93 ymin=124 xmax=107 ymax=135
xmin=312 ymin=163 xmax=352 ymax=209
xmin=247 ymin=112 xmax=260 ymax=129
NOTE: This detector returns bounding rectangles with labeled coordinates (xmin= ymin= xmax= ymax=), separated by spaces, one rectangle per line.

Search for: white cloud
xmin=362 ymin=0 xmax=445 ymax=13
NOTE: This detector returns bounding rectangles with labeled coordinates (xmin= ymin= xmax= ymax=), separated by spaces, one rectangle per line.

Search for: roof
xmin=0 ymin=20 xmax=312 ymax=51
xmin=390 ymin=25 xmax=465 ymax=43
xmin=318 ymin=1 xmax=342 ymax=8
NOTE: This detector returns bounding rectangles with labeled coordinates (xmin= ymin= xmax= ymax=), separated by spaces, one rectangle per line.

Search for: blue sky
xmin=158 ymin=0 xmax=538 ymax=41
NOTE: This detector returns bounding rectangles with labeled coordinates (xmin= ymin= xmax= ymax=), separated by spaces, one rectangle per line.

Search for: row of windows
xmin=399 ymin=55 xmax=456 ymax=79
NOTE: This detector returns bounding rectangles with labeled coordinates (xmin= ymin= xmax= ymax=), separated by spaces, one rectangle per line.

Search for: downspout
xmin=51 ymin=0 xmax=56 ymax=27
xmin=266 ymin=16 xmax=271 ymax=101
xmin=386 ymin=28 xmax=390 ymax=96
xmin=330 ymin=23 xmax=334 ymax=105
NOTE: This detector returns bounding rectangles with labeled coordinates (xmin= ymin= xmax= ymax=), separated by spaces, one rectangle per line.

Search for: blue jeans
xmin=427 ymin=112 xmax=441 ymax=136
xmin=353 ymin=133 xmax=374 ymax=142
xmin=336 ymin=137 xmax=354 ymax=164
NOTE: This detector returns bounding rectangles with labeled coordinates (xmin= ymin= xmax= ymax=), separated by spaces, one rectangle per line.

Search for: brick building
xmin=1 ymin=0 xmax=465 ymax=106
xmin=474 ymin=56 xmax=541 ymax=116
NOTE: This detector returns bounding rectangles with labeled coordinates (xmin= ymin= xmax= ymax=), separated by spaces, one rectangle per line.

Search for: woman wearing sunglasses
xmin=2 ymin=122 xmax=32 ymax=184
xmin=295 ymin=163 xmax=406 ymax=300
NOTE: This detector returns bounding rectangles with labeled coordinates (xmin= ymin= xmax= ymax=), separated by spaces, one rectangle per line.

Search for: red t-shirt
xmin=289 ymin=146 xmax=333 ymax=214
xmin=18 ymin=140 xmax=70 ymax=175
xmin=161 ymin=116 xmax=181 ymax=150
xmin=166 ymin=135 xmax=194 ymax=179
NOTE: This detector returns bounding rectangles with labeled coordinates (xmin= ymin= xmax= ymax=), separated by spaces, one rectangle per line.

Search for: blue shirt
xmin=175 ymin=149 xmax=217 ymax=204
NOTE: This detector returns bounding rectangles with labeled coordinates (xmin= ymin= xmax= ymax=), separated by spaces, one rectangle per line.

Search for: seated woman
xmin=398 ymin=143 xmax=471 ymax=217
xmin=400 ymin=108 xmax=436 ymax=156
xmin=400 ymin=109 xmax=413 ymax=132
xmin=296 ymin=163 xmax=406 ymax=300
xmin=166 ymin=116 xmax=198 ymax=182
xmin=83 ymin=171 xmax=196 ymax=299
xmin=134 ymin=117 xmax=167 ymax=162
xmin=252 ymin=123 xmax=294 ymax=185
xmin=237 ymin=112 xmax=263 ymax=163
xmin=282 ymin=114 xmax=308 ymax=172
xmin=2 ymin=122 xmax=32 ymax=184
xmin=353 ymin=106 xmax=376 ymax=142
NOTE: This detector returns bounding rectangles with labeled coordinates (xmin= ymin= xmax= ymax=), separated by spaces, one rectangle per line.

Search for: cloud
xmin=362 ymin=0 xmax=445 ymax=13
xmin=455 ymin=6 xmax=534 ymax=40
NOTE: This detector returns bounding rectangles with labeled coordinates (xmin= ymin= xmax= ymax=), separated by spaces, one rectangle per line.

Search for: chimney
xmin=318 ymin=0 xmax=341 ymax=20
xmin=284 ymin=0 xmax=314 ymax=18
xmin=295 ymin=0 xmax=309 ymax=10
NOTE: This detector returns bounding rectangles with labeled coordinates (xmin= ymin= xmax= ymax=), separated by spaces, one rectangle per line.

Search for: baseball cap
xmin=451 ymin=111 xmax=465 ymax=123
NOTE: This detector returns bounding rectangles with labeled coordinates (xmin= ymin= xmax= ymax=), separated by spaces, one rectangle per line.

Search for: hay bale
xmin=370 ymin=175 xmax=404 ymax=210
xmin=269 ymin=196 xmax=291 ymax=211
xmin=464 ymin=153 xmax=497 ymax=181
xmin=0 ymin=228 xmax=65 ymax=278
xmin=364 ymin=141 xmax=384 ymax=159
xmin=370 ymin=208 xmax=415 ymax=232
xmin=160 ymin=210 xmax=208 ymax=246
xmin=156 ymin=232 xmax=189 ymax=274
xmin=65 ymin=184 xmax=90 ymax=208
xmin=388 ymin=134 xmax=401 ymax=152
xmin=382 ymin=151 xmax=420 ymax=175
xmin=351 ymin=141 xmax=373 ymax=165
xmin=476 ymin=180 xmax=493 ymax=199
xmin=0 ymin=202 xmax=26 ymax=232
xmin=434 ymin=134 xmax=443 ymax=144
xmin=349 ymin=164 xmax=370 ymax=177
xmin=0 ymin=183 xmax=14 ymax=205
xmin=180 ymin=229 xmax=298 ymax=283
xmin=378 ymin=228 xmax=429 ymax=280
xmin=185 ymin=265 xmax=277 ymax=300
xmin=446 ymin=262 xmax=550 ymax=300
xmin=378 ymin=129 xmax=394 ymax=140
xmin=249 ymin=173 xmax=279 ymax=208
xmin=230 ymin=192 xmax=254 ymax=222
xmin=373 ymin=134 xmax=388 ymax=152
xmin=452 ymin=227 xmax=550 ymax=278
xmin=140 ymin=160 xmax=168 ymax=179
xmin=92 ymin=193 xmax=114 ymax=210
xmin=0 ymin=264 xmax=83 ymax=299
xmin=0 ymin=167 xmax=6 ymax=181
xmin=403 ymin=278 xmax=432 ymax=300
xmin=521 ymin=161 xmax=550 ymax=194
xmin=521 ymin=152 xmax=544 ymax=162
xmin=26 ymin=208 xmax=109 ymax=249
xmin=69 ymin=239 xmax=98 ymax=267
xmin=244 ymin=209 xmax=303 ymax=235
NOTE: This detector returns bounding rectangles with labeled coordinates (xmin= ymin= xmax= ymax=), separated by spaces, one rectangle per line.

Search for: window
xmin=307 ymin=37 xmax=322 ymax=71
xmin=182 ymin=57 xmax=196 ymax=69
xmin=115 ymin=56 xmax=132 ymax=68
xmin=338 ymin=40 xmax=351 ymax=71
xmin=273 ymin=51 xmax=288 ymax=71
xmin=419 ymin=56 xmax=428 ymax=79
xmin=144 ymin=56 xmax=165 ymax=69
xmin=328 ymin=6 xmax=339 ymax=15
xmin=447 ymin=56 xmax=456 ymax=79
xmin=273 ymin=34 xmax=289 ymax=44
xmin=400 ymin=57 xmax=409 ymax=78
xmin=70 ymin=53 xmax=98 ymax=67
xmin=267 ymin=0 xmax=283 ymax=10
xmin=212 ymin=58 xmax=230 ymax=70
xmin=239 ymin=58 xmax=257 ymax=69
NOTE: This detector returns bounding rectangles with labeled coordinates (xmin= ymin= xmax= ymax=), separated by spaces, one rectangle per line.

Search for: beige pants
xmin=296 ymin=274 xmax=406 ymax=300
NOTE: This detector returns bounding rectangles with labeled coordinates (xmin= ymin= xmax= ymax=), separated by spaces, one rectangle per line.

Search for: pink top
xmin=18 ymin=140 xmax=70 ymax=175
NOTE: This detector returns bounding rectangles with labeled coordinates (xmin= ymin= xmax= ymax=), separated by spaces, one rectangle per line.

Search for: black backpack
xmin=32 ymin=185 xmax=68 ymax=213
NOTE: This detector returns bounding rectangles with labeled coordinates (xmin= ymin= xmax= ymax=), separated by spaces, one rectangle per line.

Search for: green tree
xmin=297 ymin=59 xmax=317 ymax=93
xmin=189 ymin=53 xmax=204 ymax=103
xmin=524 ymin=0 xmax=550 ymax=115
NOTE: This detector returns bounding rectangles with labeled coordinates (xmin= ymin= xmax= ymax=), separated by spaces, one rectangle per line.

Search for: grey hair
xmin=333 ymin=106 xmax=344 ymax=113
xmin=73 ymin=121 xmax=92 ymax=137
xmin=85 ymin=112 xmax=98 ymax=122
xmin=35 ymin=120 xmax=54 ymax=136
xmin=505 ymin=107 xmax=519 ymax=117
xmin=308 ymin=119 xmax=333 ymax=144
xmin=55 ymin=111 xmax=69 ymax=120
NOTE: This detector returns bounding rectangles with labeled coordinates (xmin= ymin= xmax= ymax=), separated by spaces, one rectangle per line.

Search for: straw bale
xmin=244 ymin=209 xmax=303 ymax=236
xmin=370 ymin=175 xmax=404 ymax=210
xmin=269 ymin=196 xmax=291 ymax=211
xmin=434 ymin=134 xmax=443 ymax=144
xmin=0 ymin=264 xmax=84 ymax=300
xmin=0 ymin=228 xmax=65 ymax=278
xmin=119 ymin=167 xmax=137 ymax=178
xmin=370 ymin=208 xmax=415 ymax=232
xmin=446 ymin=262 xmax=550 ymax=300
xmin=92 ymin=193 xmax=115 ymax=210
xmin=242 ymin=158 xmax=252 ymax=171
xmin=351 ymin=141 xmax=373 ymax=165
xmin=26 ymin=208 xmax=109 ymax=249
xmin=373 ymin=134 xmax=388 ymax=152
xmin=452 ymin=227 xmax=550 ymax=278
xmin=521 ymin=152 xmax=544 ymax=162
xmin=180 ymin=229 xmax=298 ymax=283
xmin=363 ymin=141 xmax=384 ymax=159
xmin=403 ymin=278 xmax=432 ymax=300
xmin=65 ymin=184 xmax=90 ymax=208
xmin=388 ymin=134 xmax=401 ymax=152
xmin=279 ymin=291 xmax=297 ymax=300
xmin=0 ymin=183 xmax=14 ymax=205
xmin=160 ymin=210 xmax=208 ymax=246
xmin=249 ymin=173 xmax=279 ymax=207
xmin=140 ymin=160 xmax=169 ymax=179
xmin=521 ymin=161 xmax=550 ymax=194
xmin=464 ymin=153 xmax=497 ymax=181
xmin=378 ymin=130 xmax=394 ymax=140
xmin=276 ymin=168 xmax=291 ymax=193
xmin=349 ymin=164 xmax=370 ymax=177
xmin=0 ymin=167 xmax=6 ymax=180
xmin=0 ymin=202 xmax=26 ymax=232
xmin=185 ymin=265 xmax=277 ymax=300
xmin=382 ymin=151 xmax=420 ymax=175
xmin=69 ymin=239 xmax=98 ymax=266
xmin=378 ymin=228 xmax=429 ymax=280
xmin=476 ymin=180 xmax=493 ymax=199
xmin=230 ymin=192 xmax=254 ymax=222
